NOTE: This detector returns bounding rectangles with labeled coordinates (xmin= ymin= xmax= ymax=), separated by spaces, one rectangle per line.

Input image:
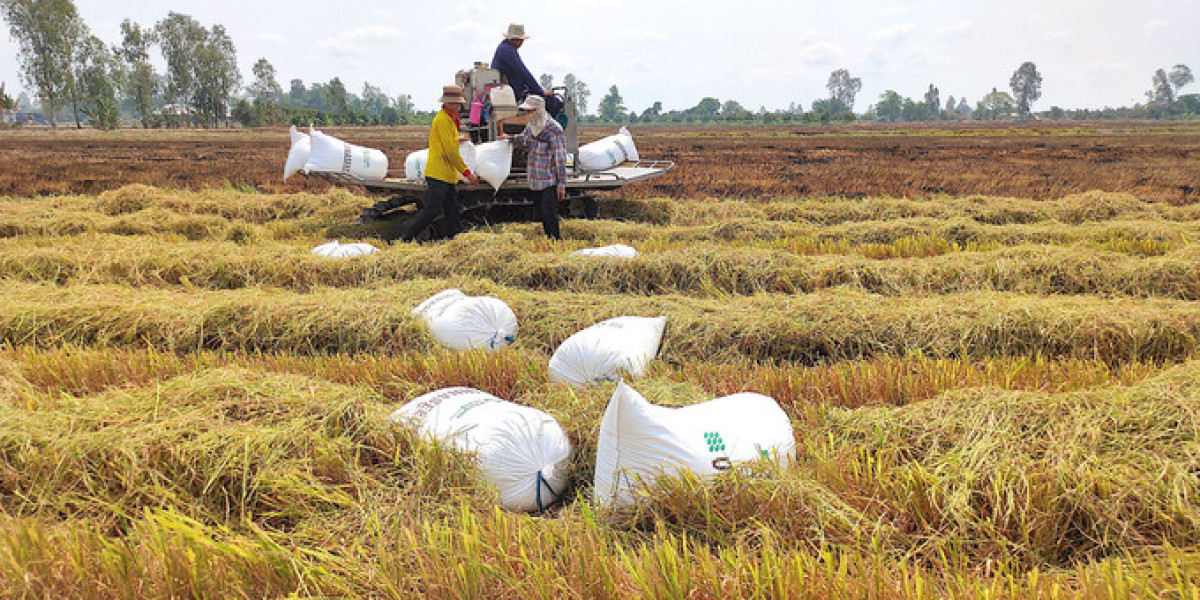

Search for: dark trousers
xmin=402 ymin=178 xmax=460 ymax=242
xmin=535 ymin=187 xmax=561 ymax=240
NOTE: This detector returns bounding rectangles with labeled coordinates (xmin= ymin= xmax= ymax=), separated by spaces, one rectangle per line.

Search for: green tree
xmin=720 ymin=99 xmax=750 ymax=121
xmin=324 ymin=77 xmax=349 ymax=121
xmin=875 ymin=90 xmax=903 ymax=122
xmin=826 ymin=68 xmax=862 ymax=112
xmin=539 ymin=73 xmax=553 ymax=90
xmin=116 ymin=19 xmax=157 ymax=128
xmin=192 ymin=24 xmax=240 ymax=127
xmin=809 ymin=97 xmax=853 ymax=122
xmin=688 ymin=97 xmax=720 ymax=121
xmin=976 ymin=87 xmax=1015 ymax=120
xmin=597 ymin=84 xmax=625 ymax=122
xmin=249 ymin=58 xmax=281 ymax=101
xmin=639 ymin=100 xmax=662 ymax=122
xmin=1009 ymin=61 xmax=1043 ymax=119
xmin=1148 ymin=68 xmax=1174 ymax=108
xmin=1169 ymin=64 xmax=1194 ymax=97
xmin=0 ymin=82 xmax=14 ymax=124
xmin=1 ymin=0 xmax=83 ymax=129
xmin=155 ymin=12 xmax=207 ymax=126
xmin=923 ymin=84 xmax=940 ymax=118
xmin=563 ymin=74 xmax=589 ymax=115
xmin=287 ymin=78 xmax=306 ymax=107
xmin=75 ymin=34 xmax=118 ymax=129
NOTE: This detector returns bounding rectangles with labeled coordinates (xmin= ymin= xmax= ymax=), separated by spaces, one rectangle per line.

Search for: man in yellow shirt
xmin=401 ymin=85 xmax=479 ymax=242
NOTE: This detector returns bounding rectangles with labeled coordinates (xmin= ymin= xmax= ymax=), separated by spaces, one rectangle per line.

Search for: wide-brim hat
xmin=518 ymin=94 xmax=545 ymax=111
xmin=438 ymin=84 xmax=466 ymax=104
xmin=504 ymin=23 xmax=529 ymax=40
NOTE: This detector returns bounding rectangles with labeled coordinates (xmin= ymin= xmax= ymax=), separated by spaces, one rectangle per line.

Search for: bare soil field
xmin=2 ymin=121 xmax=1198 ymax=202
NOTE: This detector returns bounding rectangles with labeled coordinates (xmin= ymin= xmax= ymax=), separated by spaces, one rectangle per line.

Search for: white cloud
xmin=934 ymin=20 xmax=972 ymax=36
xmin=315 ymin=25 xmax=404 ymax=56
xmin=1042 ymin=30 xmax=1070 ymax=43
xmin=442 ymin=21 xmax=491 ymax=40
xmin=1142 ymin=18 xmax=1170 ymax=35
xmin=798 ymin=42 xmax=839 ymax=66
xmin=259 ymin=33 xmax=288 ymax=44
xmin=871 ymin=23 xmax=917 ymax=42
xmin=620 ymin=28 xmax=669 ymax=43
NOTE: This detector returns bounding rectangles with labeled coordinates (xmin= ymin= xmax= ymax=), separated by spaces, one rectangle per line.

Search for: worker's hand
xmin=467 ymin=172 xmax=480 ymax=186
xmin=542 ymin=89 xmax=554 ymax=97
xmin=556 ymin=187 xmax=565 ymax=201
xmin=497 ymin=133 xmax=508 ymax=140
xmin=458 ymin=134 xmax=468 ymax=142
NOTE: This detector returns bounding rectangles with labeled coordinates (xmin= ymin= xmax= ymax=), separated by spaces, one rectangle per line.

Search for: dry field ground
xmin=1 ymin=122 xmax=1200 ymax=598
xmin=2 ymin=121 xmax=1199 ymax=202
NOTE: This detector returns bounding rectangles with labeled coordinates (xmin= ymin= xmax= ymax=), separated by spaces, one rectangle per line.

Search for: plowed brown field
xmin=2 ymin=121 xmax=1198 ymax=202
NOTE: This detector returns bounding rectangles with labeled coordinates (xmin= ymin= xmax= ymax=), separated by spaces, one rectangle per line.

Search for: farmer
xmin=491 ymin=23 xmax=562 ymax=116
xmin=401 ymin=84 xmax=479 ymax=242
xmin=499 ymin=94 xmax=566 ymax=240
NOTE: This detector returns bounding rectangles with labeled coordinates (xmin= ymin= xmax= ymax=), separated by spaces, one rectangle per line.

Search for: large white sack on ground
xmin=578 ymin=127 xmax=639 ymax=172
xmin=390 ymin=387 xmax=572 ymax=512
xmin=413 ymin=288 xmax=518 ymax=351
xmin=572 ymin=244 xmax=639 ymax=258
xmin=311 ymin=240 xmax=379 ymax=258
xmin=473 ymin=140 xmax=513 ymax=190
xmin=548 ymin=316 xmax=666 ymax=387
xmin=304 ymin=127 xmax=388 ymax=180
xmin=594 ymin=382 xmax=796 ymax=508
xmin=283 ymin=126 xmax=310 ymax=181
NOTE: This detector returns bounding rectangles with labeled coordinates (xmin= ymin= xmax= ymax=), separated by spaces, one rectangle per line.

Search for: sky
xmin=2 ymin=0 xmax=1198 ymax=114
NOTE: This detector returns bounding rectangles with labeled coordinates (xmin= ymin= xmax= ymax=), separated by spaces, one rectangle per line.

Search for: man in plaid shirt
xmin=501 ymin=94 xmax=566 ymax=240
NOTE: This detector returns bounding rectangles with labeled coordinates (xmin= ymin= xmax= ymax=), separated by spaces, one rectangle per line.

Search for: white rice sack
xmin=548 ymin=316 xmax=666 ymax=387
xmin=304 ymin=127 xmax=388 ymax=180
xmin=593 ymin=382 xmax=796 ymax=508
xmin=390 ymin=387 xmax=572 ymax=512
xmin=283 ymin=125 xmax=310 ymax=182
xmin=404 ymin=149 xmax=429 ymax=181
xmin=413 ymin=288 xmax=518 ymax=351
xmin=578 ymin=126 xmax=639 ymax=172
xmin=572 ymin=244 xmax=639 ymax=258
xmin=311 ymin=240 xmax=379 ymax=258
xmin=473 ymin=140 xmax=513 ymax=190
xmin=405 ymin=142 xmax=479 ymax=183
xmin=458 ymin=141 xmax=478 ymax=183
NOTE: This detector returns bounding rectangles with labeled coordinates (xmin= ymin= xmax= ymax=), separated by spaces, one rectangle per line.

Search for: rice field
xmin=2 ymin=124 xmax=1200 ymax=598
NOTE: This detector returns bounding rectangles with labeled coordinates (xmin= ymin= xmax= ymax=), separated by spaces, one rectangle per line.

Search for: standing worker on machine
xmin=491 ymin=23 xmax=562 ymax=117
xmin=401 ymin=84 xmax=479 ymax=243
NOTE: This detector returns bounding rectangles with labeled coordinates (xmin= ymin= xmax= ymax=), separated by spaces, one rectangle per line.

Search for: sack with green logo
xmin=593 ymin=382 xmax=795 ymax=508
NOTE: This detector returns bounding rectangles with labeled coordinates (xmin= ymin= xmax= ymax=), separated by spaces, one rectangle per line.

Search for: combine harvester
xmin=303 ymin=63 xmax=674 ymax=237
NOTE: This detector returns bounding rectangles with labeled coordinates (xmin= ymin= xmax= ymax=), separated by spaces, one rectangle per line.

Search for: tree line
xmin=1 ymin=0 xmax=1196 ymax=129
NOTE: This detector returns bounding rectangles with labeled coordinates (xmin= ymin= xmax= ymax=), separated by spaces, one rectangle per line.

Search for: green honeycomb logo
xmin=703 ymin=431 xmax=726 ymax=453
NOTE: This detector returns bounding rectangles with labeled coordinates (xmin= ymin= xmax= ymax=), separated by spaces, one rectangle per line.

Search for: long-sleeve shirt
xmin=425 ymin=108 xmax=469 ymax=185
xmin=491 ymin=40 xmax=543 ymax=101
xmin=510 ymin=119 xmax=567 ymax=193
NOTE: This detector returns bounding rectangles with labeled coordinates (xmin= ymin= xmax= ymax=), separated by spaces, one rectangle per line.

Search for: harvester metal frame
xmin=307 ymin=63 xmax=673 ymax=230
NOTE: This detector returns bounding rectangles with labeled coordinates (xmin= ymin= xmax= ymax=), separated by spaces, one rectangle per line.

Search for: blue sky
xmin=2 ymin=0 xmax=1197 ymax=113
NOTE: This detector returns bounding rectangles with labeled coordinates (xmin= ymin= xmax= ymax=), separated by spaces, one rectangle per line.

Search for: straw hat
xmin=438 ymin=84 xmax=466 ymax=104
xmin=503 ymin=23 xmax=529 ymax=40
